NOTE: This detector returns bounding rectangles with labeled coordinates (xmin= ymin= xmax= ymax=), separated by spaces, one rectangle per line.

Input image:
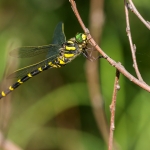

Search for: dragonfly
xmin=0 ymin=22 xmax=89 ymax=99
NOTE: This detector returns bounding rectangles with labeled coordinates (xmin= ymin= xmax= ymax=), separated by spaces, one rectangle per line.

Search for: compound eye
xmin=75 ymin=33 xmax=87 ymax=43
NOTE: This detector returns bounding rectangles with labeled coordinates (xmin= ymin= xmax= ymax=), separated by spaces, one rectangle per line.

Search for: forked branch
xmin=127 ymin=0 xmax=150 ymax=30
xmin=69 ymin=0 xmax=150 ymax=93
xmin=124 ymin=0 xmax=143 ymax=81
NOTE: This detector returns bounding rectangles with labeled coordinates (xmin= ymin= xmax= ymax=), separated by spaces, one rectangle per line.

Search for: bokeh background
xmin=0 ymin=0 xmax=150 ymax=150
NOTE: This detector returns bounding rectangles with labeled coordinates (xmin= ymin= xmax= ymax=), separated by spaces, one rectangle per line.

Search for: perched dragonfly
xmin=0 ymin=22 xmax=89 ymax=99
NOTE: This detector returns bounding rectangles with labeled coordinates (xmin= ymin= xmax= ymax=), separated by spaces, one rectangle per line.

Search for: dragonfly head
xmin=75 ymin=33 xmax=87 ymax=44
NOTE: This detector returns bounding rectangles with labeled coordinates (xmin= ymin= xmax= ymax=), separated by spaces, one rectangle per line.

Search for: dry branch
xmin=124 ymin=0 xmax=143 ymax=81
xmin=69 ymin=0 xmax=150 ymax=93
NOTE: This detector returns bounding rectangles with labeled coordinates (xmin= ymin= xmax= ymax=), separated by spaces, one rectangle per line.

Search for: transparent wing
xmin=47 ymin=22 xmax=66 ymax=58
xmin=8 ymin=46 xmax=60 ymax=79
xmin=10 ymin=22 xmax=65 ymax=58
xmin=9 ymin=44 xmax=59 ymax=58
xmin=52 ymin=22 xmax=66 ymax=44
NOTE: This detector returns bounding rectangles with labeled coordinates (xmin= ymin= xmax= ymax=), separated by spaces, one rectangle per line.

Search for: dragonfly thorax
xmin=57 ymin=34 xmax=87 ymax=66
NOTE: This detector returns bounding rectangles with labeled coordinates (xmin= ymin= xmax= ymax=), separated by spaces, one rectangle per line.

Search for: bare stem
xmin=108 ymin=69 xmax=120 ymax=150
xmin=124 ymin=0 xmax=143 ymax=81
xmin=128 ymin=0 xmax=150 ymax=30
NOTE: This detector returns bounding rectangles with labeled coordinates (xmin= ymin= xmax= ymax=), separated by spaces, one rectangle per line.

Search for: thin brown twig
xmin=69 ymin=0 xmax=150 ymax=93
xmin=127 ymin=0 xmax=150 ymax=30
xmin=108 ymin=69 xmax=120 ymax=150
xmin=124 ymin=0 xmax=143 ymax=82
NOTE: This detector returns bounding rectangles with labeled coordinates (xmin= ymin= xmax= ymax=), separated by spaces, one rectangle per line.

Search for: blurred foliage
xmin=0 ymin=0 xmax=150 ymax=150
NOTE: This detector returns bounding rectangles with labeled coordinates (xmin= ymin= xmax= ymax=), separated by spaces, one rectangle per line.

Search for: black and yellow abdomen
xmin=0 ymin=59 xmax=65 ymax=99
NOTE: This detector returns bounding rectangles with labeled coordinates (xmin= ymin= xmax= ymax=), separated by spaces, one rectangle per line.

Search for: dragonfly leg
xmin=82 ymin=49 xmax=103 ymax=61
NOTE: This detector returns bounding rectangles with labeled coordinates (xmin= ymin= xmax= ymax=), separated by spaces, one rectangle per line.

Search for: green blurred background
xmin=0 ymin=0 xmax=150 ymax=150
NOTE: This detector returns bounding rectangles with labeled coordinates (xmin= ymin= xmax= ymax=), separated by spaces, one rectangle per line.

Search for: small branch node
xmin=126 ymin=26 xmax=130 ymax=34
xmin=147 ymin=21 xmax=150 ymax=25
xmin=111 ymin=63 xmax=116 ymax=67
xmin=127 ymin=3 xmax=133 ymax=11
xmin=116 ymin=84 xmax=120 ymax=90
xmin=111 ymin=124 xmax=115 ymax=130
xmin=85 ymin=28 xmax=90 ymax=34
xmin=71 ymin=6 xmax=74 ymax=12
xmin=133 ymin=44 xmax=136 ymax=52
xmin=110 ymin=104 xmax=115 ymax=112
xmin=109 ymin=104 xmax=112 ymax=112
xmin=117 ymin=62 xmax=122 ymax=65
xmin=130 ymin=77 xmax=133 ymax=81
xmin=133 ymin=64 xmax=135 ymax=68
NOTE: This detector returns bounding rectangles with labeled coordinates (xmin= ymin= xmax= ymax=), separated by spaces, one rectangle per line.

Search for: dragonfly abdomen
xmin=0 ymin=63 xmax=57 ymax=99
